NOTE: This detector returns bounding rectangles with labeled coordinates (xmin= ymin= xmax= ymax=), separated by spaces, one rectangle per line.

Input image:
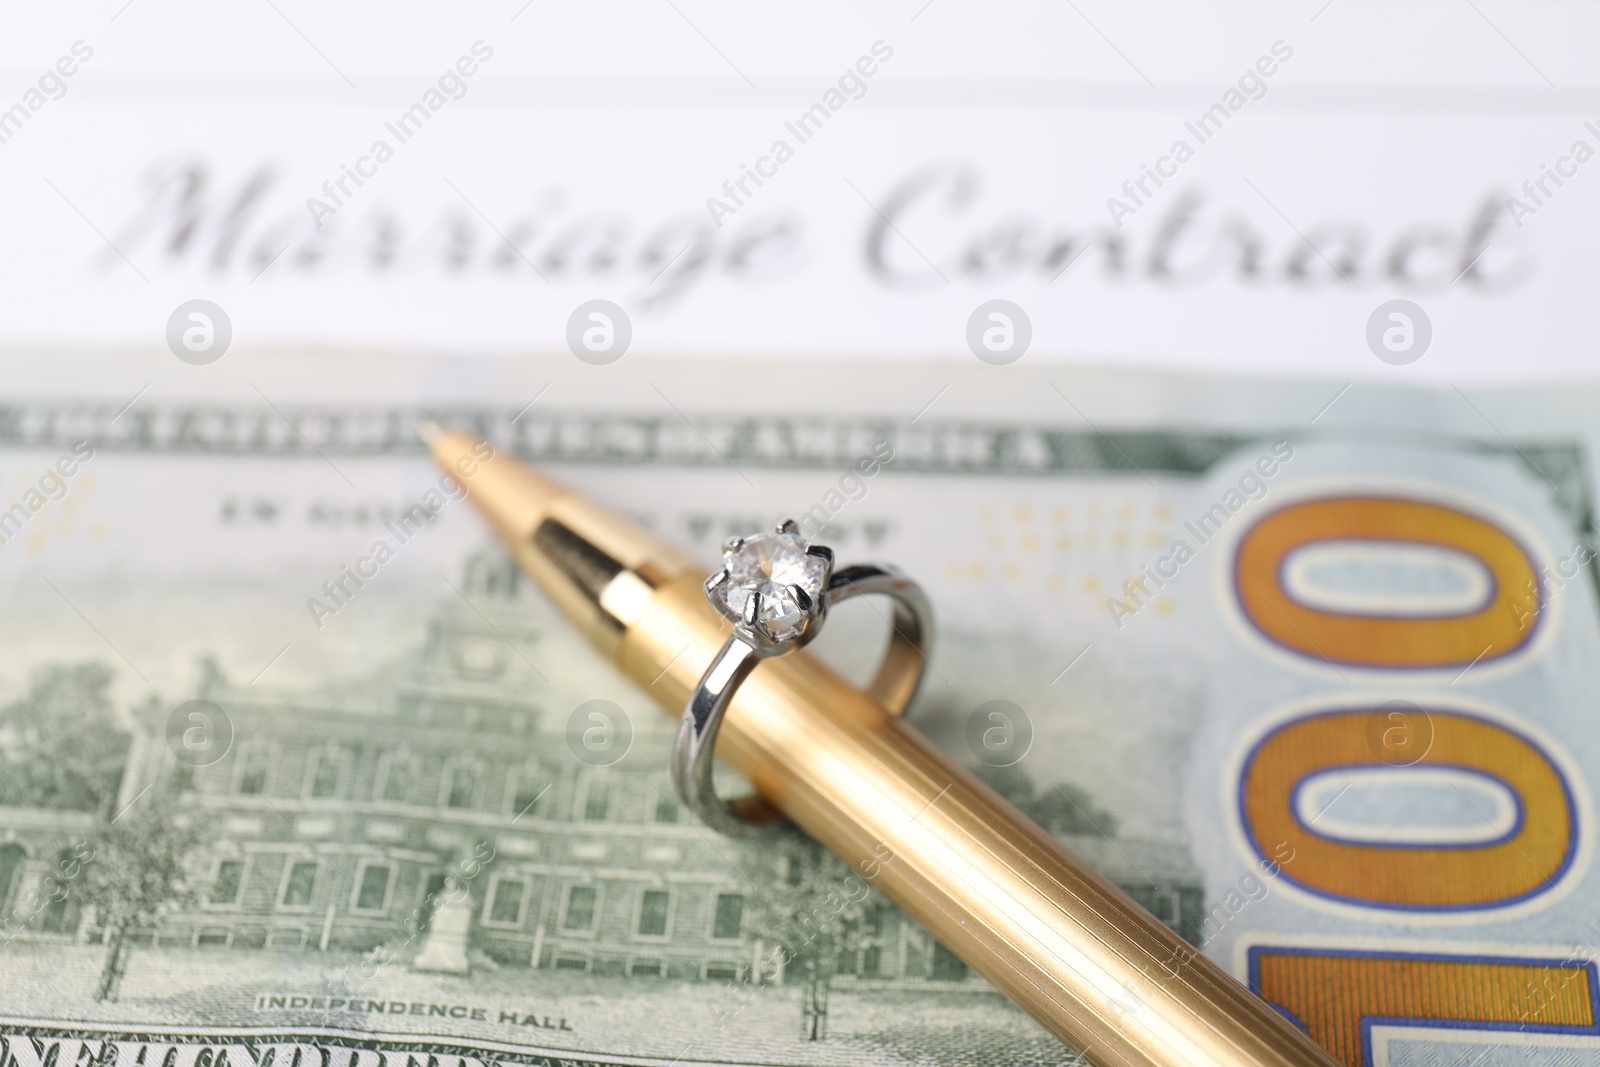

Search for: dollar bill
xmin=0 ymin=358 xmax=1597 ymax=1067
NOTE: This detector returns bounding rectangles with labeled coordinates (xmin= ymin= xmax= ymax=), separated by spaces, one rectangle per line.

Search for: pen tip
xmin=416 ymin=419 xmax=444 ymax=446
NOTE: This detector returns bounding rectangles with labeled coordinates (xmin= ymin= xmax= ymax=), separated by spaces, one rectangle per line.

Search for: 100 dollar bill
xmin=0 ymin=358 xmax=1596 ymax=1067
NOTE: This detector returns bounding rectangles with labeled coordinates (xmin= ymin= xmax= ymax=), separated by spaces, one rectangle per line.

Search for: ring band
xmin=671 ymin=524 xmax=933 ymax=837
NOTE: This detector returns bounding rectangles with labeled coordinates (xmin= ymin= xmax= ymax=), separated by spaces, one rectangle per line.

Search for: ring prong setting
xmin=707 ymin=527 xmax=832 ymax=645
xmin=704 ymin=568 xmax=730 ymax=598
xmin=790 ymin=584 xmax=814 ymax=613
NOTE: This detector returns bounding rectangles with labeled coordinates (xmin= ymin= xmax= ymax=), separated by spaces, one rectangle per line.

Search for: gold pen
xmin=427 ymin=427 xmax=1339 ymax=1067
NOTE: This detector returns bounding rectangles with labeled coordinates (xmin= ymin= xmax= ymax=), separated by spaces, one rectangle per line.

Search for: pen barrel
xmin=620 ymin=576 xmax=1332 ymax=1067
xmin=434 ymin=433 xmax=1337 ymax=1067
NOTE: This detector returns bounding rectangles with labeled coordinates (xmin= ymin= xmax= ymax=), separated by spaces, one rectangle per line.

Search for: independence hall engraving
xmin=0 ymin=553 xmax=1203 ymax=983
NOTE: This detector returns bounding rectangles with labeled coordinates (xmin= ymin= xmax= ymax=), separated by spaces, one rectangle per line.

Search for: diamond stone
xmin=714 ymin=531 xmax=829 ymax=640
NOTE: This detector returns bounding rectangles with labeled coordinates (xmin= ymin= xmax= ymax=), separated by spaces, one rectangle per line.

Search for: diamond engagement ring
xmin=671 ymin=519 xmax=933 ymax=837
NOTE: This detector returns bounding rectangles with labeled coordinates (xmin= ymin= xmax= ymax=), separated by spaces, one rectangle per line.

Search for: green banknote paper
xmin=0 ymin=357 xmax=1595 ymax=1067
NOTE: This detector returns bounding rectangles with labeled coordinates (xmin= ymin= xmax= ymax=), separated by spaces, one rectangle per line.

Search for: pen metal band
xmin=530 ymin=514 xmax=693 ymax=654
xmin=672 ymin=563 xmax=932 ymax=836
